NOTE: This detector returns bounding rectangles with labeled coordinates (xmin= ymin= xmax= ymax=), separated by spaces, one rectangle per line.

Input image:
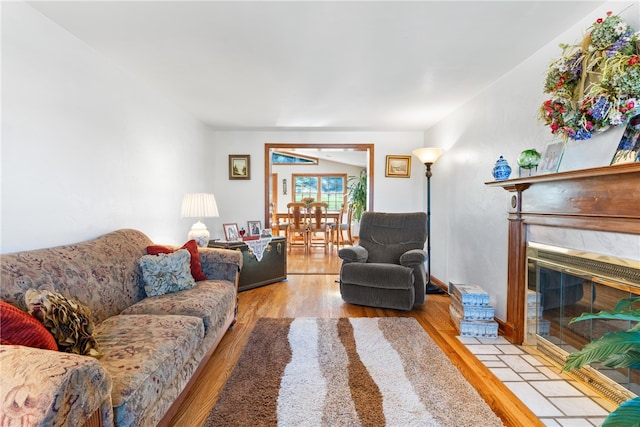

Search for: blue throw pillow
xmin=139 ymin=249 xmax=196 ymax=297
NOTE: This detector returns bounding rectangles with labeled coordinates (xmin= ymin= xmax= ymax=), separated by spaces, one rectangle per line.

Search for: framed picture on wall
xmin=229 ymin=154 xmax=250 ymax=180
xmin=385 ymin=155 xmax=411 ymax=178
xmin=247 ymin=220 xmax=262 ymax=236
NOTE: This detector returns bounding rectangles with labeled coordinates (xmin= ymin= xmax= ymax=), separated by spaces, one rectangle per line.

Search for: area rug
xmin=205 ymin=317 xmax=504 ymax=426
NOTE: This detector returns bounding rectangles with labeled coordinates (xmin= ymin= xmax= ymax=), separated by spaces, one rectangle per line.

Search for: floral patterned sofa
xmin=0 ymin=229 xmax=242 ymax=427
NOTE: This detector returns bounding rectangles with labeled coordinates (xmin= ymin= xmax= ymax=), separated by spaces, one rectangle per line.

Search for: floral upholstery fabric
xmin=199 ymin=247 xmax=243 ymax=283
xmin=95 ymin=314 xmax=203 ymax=427
xmin=0 ymin=229 xmax=242 ymax=427
xmin=0 ymin=229 xmax=151 ymax=323
xmin=121 ymin=280 xmax=236 ymax=334
xmin=0 ymin=345 xmax=113 ymax=427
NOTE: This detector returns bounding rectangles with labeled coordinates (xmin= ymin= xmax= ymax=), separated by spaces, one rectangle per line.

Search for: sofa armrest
xmin=338 ymin=246 xmax=368 ymax=263
xmin=399 ymin=249 xmax=427 ymax=268
xmin=198 ymin=247 xmax=243 ymax=283
xmin=0 ymin=345 xmax=113 ymax=427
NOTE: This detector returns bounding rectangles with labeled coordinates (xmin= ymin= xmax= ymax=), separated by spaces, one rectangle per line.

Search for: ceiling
xmin=26 ymin=1 xmax=608 ymax=132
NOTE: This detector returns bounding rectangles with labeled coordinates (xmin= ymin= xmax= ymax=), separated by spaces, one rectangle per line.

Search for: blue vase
xmin=492 ymin=156 xmax=512 ymax=181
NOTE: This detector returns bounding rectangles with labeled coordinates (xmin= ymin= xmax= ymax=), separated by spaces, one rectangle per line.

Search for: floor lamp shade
xmin=181 ymin=193 xmax=219 ymax=247
xmin=412 ymin=147 xmax=444 ymax=165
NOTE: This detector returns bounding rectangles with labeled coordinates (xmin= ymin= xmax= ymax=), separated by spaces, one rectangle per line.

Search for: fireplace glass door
xmin=526 ymin=243 xmax=640 ymax=400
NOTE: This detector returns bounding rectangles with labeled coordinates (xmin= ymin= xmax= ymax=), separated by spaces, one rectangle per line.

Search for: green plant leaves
xmin=602 ymin=397 xmax=640 ymax=427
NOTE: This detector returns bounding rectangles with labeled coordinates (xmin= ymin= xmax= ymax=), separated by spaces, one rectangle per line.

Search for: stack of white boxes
xmin=449 ymin=282 xmax=498 ymax=338
xmin=526 ymin=289 xmax=550 ymax=337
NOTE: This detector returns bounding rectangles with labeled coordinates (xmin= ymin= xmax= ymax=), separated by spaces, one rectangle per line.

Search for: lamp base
xmin=188 ymin=220 xmax=210 ymax=247
xmin=426 ymin=282 xmax=446 ymax=295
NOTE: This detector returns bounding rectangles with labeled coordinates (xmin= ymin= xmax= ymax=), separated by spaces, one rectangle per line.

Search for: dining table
xmin=273 ymin=211 xmax=342 ymax=248
xmin=273 ymin=211 xmax=341 ymax=224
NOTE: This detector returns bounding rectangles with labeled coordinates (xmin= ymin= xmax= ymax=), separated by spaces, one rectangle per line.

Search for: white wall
xmin=1 ymin=2 xmax=210 ymax=252
xmin=422 ymin=1 xmax=639 ymax=320
xmin=203 ymin=130 xmax=427 ymax=241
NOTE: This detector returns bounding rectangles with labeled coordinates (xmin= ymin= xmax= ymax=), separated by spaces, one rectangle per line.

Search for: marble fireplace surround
xmin=487 ymin=163 xmax=640 ymax=344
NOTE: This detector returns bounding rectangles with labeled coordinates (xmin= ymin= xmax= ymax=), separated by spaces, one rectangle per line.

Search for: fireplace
xmin=487 ymin=163 xmax=640 ymax=402
xmin=525 ymin=241 xmax=640 ymax=404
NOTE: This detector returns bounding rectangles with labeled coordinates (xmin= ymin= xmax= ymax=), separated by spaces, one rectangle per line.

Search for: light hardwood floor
xmin=168 ymin=247 xmax=543 ymax=427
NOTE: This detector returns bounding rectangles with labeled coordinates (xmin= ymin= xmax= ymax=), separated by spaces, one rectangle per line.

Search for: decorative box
xmin=208 ymin=237 xmax=286 ymax=292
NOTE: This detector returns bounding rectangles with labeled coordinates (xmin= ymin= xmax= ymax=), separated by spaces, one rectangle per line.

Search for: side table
xmin=208 ymin=236 xmax=287 ymax=292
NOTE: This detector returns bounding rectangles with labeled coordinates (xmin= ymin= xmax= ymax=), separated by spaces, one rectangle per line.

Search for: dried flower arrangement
xmin=540 ymin=11 xmax=639 ymax=140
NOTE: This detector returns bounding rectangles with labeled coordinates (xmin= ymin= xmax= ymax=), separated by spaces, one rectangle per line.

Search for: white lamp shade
xmin=180 ymin=193 xmax=219 ymax=218
xmin=413 ymin=147 xmax=444 ymax=164
xmin=181 ymin=193 xmax=219 ymax=247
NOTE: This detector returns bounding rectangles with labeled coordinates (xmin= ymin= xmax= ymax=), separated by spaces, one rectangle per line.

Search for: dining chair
xmin=270 ymin=202 xmax=288 ymax=237
xmin=334 ymin=203 xmax=354 ymax=250
xmin=308 ymin=202 xmax=330 ymax=252
xmin=286 ymin=202 xmax=308 ymax=253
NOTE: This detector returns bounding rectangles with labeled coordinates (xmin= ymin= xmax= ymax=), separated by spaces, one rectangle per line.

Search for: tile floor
xmin=459 ymin=335 xmax=616 ymax=427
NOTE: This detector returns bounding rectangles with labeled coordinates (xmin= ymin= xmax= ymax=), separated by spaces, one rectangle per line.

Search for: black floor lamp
xmin=412 ymin=147 xmax=445 ymax=295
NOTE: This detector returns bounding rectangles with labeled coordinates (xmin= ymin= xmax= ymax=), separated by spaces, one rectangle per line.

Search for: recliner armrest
xmin=399 ymin=249 xmax=427 ymax=268
xmin=338 ymin=246 xmax=368 ymax=263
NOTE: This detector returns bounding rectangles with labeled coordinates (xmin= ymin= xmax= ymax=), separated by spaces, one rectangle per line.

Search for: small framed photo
xmin=247 ymin=220 xmax=262 ymax=236
xmin=223 ymin=223 xmax=240 ymax=241
xmin=611 ymin=114 xmax=640 ymax=165
xmin=229 ymin=154 xmax=250 ymax=180
xmin=385 ymin=155 xmax=411 ymax=178
xmin=538 ymin=141 xmax=565 ymax=174
xmin=261 ymin=228 xmax=272 ymax=238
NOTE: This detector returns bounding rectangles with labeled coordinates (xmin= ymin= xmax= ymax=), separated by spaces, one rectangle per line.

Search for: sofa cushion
xmin=24 ymin=289 xmax=102 ymax=357
xmin=120 ymin=280 xmax=236 ymax=334
xmin=139 ymin=249 xmax=196 ymax=297
xmin=95 ymin=314 xmax=204 ymax=426
xmin=0 ymin=300 xmax=58 ymax=350
xmin=147 ymin=239 xmax=206 ymax=281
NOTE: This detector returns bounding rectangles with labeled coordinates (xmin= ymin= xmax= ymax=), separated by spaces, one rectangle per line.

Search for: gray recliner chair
xmin=338 ymin=211 xmax=428 ymax=311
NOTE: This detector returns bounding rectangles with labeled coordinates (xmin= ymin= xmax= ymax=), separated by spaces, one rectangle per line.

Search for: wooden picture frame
xmin=385 ymin=155 xmax=411 ymax=178
xmin=247 ymin=220 xmax=262 ymax=236
xmin=229 ymin=154 xmax=250 ymax=180
xmin=223 ymin=223 xmax=240 ymax=241
xmin=538 ymin=141 xmax=565 ymax=174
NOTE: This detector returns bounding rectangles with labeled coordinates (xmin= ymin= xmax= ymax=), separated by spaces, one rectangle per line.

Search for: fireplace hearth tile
xmin=549 ymin=397 xmax=609 ymax=416
xmin=503 ymin=382 xmax=564 ymax=417
xmin=531 ymin=380 xmax=583 ymax=397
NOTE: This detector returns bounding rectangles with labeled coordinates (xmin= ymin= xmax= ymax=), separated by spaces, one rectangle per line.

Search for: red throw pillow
xmin=0 ymin=300 xmax=58 ymax=350
xmin=147 ymin=239 xmax=206 ymax=281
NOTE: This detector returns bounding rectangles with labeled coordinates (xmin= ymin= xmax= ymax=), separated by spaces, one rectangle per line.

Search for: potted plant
xmin=347 ymin=170 xmax=367 ymax=222
xmin=563 ymin=297 xmax=640 ymax=426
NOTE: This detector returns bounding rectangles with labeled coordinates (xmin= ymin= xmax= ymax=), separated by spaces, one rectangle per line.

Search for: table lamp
xmin=181 ymin=193 xmax=219 ymax=247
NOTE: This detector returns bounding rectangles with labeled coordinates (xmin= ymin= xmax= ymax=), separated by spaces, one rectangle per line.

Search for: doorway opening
xmin=263 ymin=143 xmax=374 ymax=228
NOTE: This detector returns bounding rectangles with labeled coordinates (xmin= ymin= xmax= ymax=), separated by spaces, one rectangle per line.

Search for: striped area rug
xmin=205 ymin=317 xmax=504 ymax=427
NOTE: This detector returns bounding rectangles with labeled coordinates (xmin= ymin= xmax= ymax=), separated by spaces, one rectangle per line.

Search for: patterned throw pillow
xmin=0 ymin=300 xmax=58 ymax=350
xmin=24 ymin=289 xmax=102 ymax=358
xmin=146 ymin=239 xmax=206 ymax=281
xmin=139 ymin=249 xmax=197 ymax=297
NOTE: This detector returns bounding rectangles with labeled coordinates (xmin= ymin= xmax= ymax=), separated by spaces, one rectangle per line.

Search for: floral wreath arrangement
xmin=540 ymin=11 xmax=640 ymax=140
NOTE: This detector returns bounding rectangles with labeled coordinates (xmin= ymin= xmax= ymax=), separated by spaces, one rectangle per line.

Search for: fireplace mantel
xmin=486 ymin=163 xmax=640 ymax=343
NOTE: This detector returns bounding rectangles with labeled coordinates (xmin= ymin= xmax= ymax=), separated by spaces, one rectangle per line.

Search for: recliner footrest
xmin=340 ymin=263 xmax=414 ymax=289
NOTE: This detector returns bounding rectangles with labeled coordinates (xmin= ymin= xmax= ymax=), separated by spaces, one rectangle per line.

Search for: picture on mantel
xmin=610 ymin=114 xmax=640 ymax=165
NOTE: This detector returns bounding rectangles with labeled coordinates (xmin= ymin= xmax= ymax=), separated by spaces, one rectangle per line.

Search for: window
xmin=292 ymin=174 xmax=346 ymax=210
